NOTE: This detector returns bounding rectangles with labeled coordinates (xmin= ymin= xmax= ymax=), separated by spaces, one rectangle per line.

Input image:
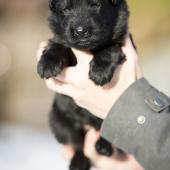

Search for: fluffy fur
xmin=37 ymin=0 xmax=129 ymax=170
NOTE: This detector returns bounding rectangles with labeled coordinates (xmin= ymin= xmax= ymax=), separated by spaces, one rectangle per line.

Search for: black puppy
xmin=38 ymin=0 xmax=129 ymax=85
xmin=38 ymin=0 xmax=129 ymax=170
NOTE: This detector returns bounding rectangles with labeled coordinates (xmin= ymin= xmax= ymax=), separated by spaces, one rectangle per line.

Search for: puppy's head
xmin=49 ymin=0 xmax=129 ymax=50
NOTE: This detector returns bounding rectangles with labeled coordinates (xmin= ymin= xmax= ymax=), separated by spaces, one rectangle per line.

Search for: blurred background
xmin=0 ymin=0 xmax=170 ymax=170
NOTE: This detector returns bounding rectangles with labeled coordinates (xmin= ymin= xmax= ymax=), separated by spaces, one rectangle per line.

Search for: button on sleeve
xmin=145 ymin=92 xmax=170 ymax=113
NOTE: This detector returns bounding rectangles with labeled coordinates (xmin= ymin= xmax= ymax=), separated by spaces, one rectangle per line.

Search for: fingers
xmin=55 ymin=66 xmax=77 ymax=84
xmin=36 ymin=41 xmax=48 ymax=61
xmin=62 ymin=145 xmax=75 ymax=160
xmin=40 ymin=41 xmax=48 ymax=48
xmin=122 ymin=35 xmax=138 ymax=62
xmin=36 ymin=42 xmax=92 ymax=84
xmin=71 ymin=48 xmax=93 ymax=64
xmin=122 ymin=35 xmax=143 ymax=79
xmin=36 ymin=42 xmax=93 ymax=64
xmin=135 ymin=63 xmax=143 ymax=79
xmin=84 ymin=128 xmax=100 ymax=161
xmin=45 ymin=78 xmax=74 ymax=96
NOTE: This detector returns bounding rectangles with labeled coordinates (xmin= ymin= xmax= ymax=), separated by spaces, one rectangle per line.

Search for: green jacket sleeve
xmin=101 ymin=78 xmax=170 ymax=170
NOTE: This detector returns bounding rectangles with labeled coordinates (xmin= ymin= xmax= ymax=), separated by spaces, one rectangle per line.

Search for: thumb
xmin=71 ymin=48 xmax=93 ymax=64
xmin=84 ymin=128 xmax=100 ymax=160
xmin=55 ymin=49 xmax=93 ymax=83
xmin=36 ymin=41 xmax=48 ymax=61
xmin=135 ymin=63 xmax=143 ymax=79
xmin=121 ymin=36 xmax=143 ymax=79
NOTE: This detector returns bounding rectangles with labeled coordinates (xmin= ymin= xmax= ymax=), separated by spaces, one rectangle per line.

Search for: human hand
xmin=62 ymin=128 xmax=143 ymax=170
xmin=84 ymin=128 xmax=143 ymax=170
xmin=37 ymin=35 xmax=142 ymax=119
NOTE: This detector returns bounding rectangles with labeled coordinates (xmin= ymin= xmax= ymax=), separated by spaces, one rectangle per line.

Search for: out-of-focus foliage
xmin=130 ymin=0 xmax=170 ymax=47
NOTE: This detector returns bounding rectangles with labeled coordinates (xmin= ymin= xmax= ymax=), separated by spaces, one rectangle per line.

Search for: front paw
xmin=95 ymin=137 xmax=113 ymax=156
xmin=37 ymin=50 xmax=65 ymax=79
xmin=89 ymin=60 xmax=116 ymax=86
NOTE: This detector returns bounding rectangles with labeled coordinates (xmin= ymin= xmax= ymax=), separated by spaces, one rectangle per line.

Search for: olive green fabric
xmin=101 ymin=78 xmax=170 ymax=170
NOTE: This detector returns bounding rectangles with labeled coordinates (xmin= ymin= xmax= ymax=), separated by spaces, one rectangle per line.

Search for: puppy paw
xmin=95 ymin=137 xmax=113 ymax=156
xmin=89 ymin=60 xmax=116 ymax=86
xmin=37 ymin=49 xmax=65 ymax=79
xmin=69 ymin=151 xmax=91 ymax=170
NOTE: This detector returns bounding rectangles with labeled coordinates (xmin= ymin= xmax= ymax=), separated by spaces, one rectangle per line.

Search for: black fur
xmin=38 ymin=0 xmax=129 ymax=85
xmin=37 ymin=1 xmax=129 ymax=170
xmin=49 ymin=94 xmax=114 ymax=170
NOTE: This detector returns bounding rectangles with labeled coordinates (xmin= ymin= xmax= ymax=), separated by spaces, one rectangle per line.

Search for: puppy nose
xmin=74 ymin=26 xmax=90 ymax=37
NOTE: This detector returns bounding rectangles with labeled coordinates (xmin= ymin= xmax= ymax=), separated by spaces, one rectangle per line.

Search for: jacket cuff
xmin=101 ymin=78 xmax=170 ymax=154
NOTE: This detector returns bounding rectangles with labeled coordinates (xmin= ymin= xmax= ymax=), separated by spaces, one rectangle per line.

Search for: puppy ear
xmin=49 ymin=0 xmax=55 ymax=11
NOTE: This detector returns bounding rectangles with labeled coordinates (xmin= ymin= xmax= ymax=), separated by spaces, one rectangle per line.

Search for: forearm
xmin=101 ymin=78 xmax=170 ymax=170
